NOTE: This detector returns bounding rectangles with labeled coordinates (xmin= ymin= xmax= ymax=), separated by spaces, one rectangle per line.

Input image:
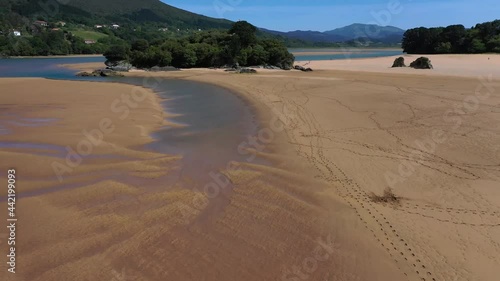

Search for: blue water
xmin=291 ymin=49 xmax=403 ymax=61
xmin=0 ymin=56 xmax=260 ymax=181
xmin=0 ymin=56 xmax=105 ymax=78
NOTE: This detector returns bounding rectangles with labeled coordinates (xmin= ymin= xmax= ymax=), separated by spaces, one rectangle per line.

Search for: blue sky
xmin=162 ymin=0 xmax=500 ymax=31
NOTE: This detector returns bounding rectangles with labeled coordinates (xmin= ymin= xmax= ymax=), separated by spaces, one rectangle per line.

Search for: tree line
xmin=402 ymin=20 xmax=500 ymax=54
xmin=104 ymin=21 xmax=295 ymax=69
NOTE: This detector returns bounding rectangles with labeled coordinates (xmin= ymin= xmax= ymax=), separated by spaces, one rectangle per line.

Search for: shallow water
xmin=291 ymin=49 xmax=403 ymax=61
xmin=0 ymin=57 xmax=260 ymax=183
xmin=110 ymin=77 xmax=261 ymax=181
xmin=6 ymin=117 xmax=58 ymax=127
xmin=0 ymin=56 xmax=106 ymax=78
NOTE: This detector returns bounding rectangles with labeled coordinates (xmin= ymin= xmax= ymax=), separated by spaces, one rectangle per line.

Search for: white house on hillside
xmin=13 ymin=31 xmax=21 ymax=36
xmin=112 ymin=24 xmax=120 ymax=29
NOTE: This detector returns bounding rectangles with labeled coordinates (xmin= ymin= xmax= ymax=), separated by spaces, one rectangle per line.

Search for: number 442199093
xmin=7 ymin=169 xmax=16 ymax=217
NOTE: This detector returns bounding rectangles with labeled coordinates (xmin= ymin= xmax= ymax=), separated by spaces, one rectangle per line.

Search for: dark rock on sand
xmin=149 ymin=66 xmax=180 ymax=72
xmin=294 ymin=65 xmax=313 ymax=72
xmin=76 ymin=69 xmax=124 ymax=77
xmin=410 ymin=57 xmax=433 ymax=69
xmin=100 ymin=69 xmax=124 ymax=77
xmin=392 ymin=57 xmax=406 ymax=67
xmin=107 ymin=61 xmax=133 ymax=72
xmin=239 ymin=68 xmax=257 ymax=74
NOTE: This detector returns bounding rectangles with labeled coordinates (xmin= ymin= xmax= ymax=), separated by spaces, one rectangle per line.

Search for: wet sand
xmin=2 ymin=53 xmax=500 ymax=281
xmin=0 ymin=76 xmax=403 ymax=281
xmin=115 ymin=54 xmax=500 ymax=281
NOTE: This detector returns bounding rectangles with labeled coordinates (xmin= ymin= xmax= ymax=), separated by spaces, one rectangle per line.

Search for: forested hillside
xmin=3 ymin=0 xmax=232 ymax=28
xmin=0 ymin=0 xmax=234 ymax=56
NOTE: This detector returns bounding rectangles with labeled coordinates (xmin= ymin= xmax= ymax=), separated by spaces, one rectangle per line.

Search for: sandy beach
xmin=118 ymin=54 xmax=500 ymax=281
xmin=1 ymin=53 xmax=499 ymax=281
xmin=290 ymin=47 xmax=402 ymax=56
xmin=0 ymin=77 xmax=404 ymax=281
xmin=297 ymin=54 xmax=500 ymax=78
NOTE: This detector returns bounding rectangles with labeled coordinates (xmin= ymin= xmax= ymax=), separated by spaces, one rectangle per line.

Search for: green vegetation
xmin=105 ymin=21 xmax=295 ymax=70
xmin=0 ymin=0 xmax=235 ymax=56
xmin=402 ymin=20 xmax=500 ymax=54
xmin=4 ymin=0 xmax=232 ymax=29
xmin=70 ymin=30 xmax=108 ymax=41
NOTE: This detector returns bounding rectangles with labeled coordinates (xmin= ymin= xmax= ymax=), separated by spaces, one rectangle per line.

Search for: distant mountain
xmin=260 ymin=28 xmax=349 ymax=43
xmin=261 ymin=23 xmax=405 ymax=45
xmin=8 ymin=0 xmax=232 ymax=29
xmin=325 ymin=23 xmax=405 ymax=41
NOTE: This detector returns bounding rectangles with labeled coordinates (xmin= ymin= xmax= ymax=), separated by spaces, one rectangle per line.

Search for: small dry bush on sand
xmin=370 ymin=187 xmax=401 ymax=205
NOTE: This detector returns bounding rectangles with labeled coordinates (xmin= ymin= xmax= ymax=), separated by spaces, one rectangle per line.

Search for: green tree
xmin=131 ymin=39 xmax=149 ymax=52
xmin=469 ymin=38 xmax=487 ymax=53
xmin=12 ymin=38 xmax=34 ymax=56
xmin=486 ymin=35 xmax=500 ymax=52
xmin=261 ymin=39 xmax=294 ymax=69
xmin=435 ymin=42 xmax=452 ymax=53
xmin=248 ymin=44 xmax=268 ymax=65
xmin=130 ymin=46 xmax=172 ymax=68
xmin=228 ymin=21 xmax=257 ymax=48
xmin=104 ymin=44 xmax=130 ymax=62
xmin=193 ymin=43 xmax=218 ymax=67
xmin=441 ymin=25 xmax=466 ymax=52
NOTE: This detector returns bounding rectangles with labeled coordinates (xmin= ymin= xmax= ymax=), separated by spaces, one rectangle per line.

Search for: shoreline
xmin=4 ymin=54 xmax=103 ymax=59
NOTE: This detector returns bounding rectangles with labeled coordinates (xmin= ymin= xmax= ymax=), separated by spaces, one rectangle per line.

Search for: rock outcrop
xmin=294 ymin=65 xmax=313 ymax=72
xmin=148 ymin=66 xmax=180 ymax=72
xmin=410 ymin=57 xmax=433 ymax=69
xmin=239 ymin=68 xmax=257 ymax=74
xmin=76 ymin=69 xmax=124 ymax=77
xmin=392 ymin=57 xmax=406 ymax=67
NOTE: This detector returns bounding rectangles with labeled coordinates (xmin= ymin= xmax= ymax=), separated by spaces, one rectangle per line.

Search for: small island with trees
xmin=402 ymin=20 xmax=500 ymax=54
xmin=102 ymin=21 xmax=294 ymax=71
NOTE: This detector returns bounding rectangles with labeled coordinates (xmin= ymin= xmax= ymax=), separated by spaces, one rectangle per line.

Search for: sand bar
xmin=110 ymin=54 xmax=500 ymax=281
xmin=0 ymin=76 xmax=406 ymax=281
